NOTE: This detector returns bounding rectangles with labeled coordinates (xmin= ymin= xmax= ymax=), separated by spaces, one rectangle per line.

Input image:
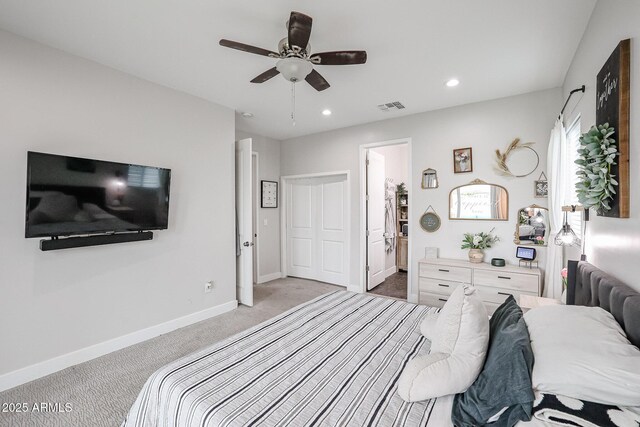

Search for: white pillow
xmin=397 ymin=285 xmax=489 ymax=402
xmin=525 ymin=305 xmax=640 ymax=406
xmin=419 ymin=312 xmax=439 ymax=341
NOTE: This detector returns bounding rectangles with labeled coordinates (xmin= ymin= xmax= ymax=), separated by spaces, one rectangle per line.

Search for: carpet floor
xmin=0 ymin=278 xmax=339 ymax=427
xmin=368 ymin=271 xmax=407 ymax=300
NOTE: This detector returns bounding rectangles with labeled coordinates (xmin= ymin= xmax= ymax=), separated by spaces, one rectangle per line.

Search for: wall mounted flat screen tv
xmin=26 ymin=152 xmax=171 ymax=238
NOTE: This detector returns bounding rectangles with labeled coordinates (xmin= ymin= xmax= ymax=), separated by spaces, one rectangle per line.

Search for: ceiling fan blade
xmin=310 ymin=51 xmax=367 ymax=65
xmin=250 ymin=67 xmax=280 ymax=83
xmin=288 ymin=11 xmax=312 ymax=50
xmin=219 ymin=39 xmax=279 ymax=58
xmin=305 ymin=69 xmax=330 ymax=91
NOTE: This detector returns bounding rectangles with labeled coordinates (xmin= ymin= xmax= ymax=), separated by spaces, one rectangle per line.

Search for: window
xmin=565 ymin=116 xmax=582 ymax=235
xmin=127 ymin=165 xmax=161 ymax=188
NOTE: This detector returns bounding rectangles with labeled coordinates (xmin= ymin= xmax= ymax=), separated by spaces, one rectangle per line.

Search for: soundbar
xmin=40 ymin=231 xmax=153 ymax=251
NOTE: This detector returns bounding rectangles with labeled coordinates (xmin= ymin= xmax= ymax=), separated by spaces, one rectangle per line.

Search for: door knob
xmin=243 ymin=241 xmax=254 ymax=247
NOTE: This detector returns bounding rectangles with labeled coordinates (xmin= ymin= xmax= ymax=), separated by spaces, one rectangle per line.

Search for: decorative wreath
xmin=494 ymin=138 xmax=540 ymax=178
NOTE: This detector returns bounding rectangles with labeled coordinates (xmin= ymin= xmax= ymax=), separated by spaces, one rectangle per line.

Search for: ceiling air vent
xmin=377 ymin=101 xmax=405 ymax=112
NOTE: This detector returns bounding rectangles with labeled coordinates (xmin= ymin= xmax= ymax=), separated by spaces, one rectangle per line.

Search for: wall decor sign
xmin=534 ymin=172 xmax=548 ymax=198
xmin=453 ymin=147 xmax=473 ymax=173
xmin=596 ymin=39 xmax=630 ymax=218
xmin=261 ymin=180 xmax=278 ymax=208
xmin=419 ymin=205 xmax=441 ymax=232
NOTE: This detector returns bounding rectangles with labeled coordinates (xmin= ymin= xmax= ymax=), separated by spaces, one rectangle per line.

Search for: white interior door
xmin=287 ymin=181 xmax=315 ymax=280
xmin=317 ymin=177 xmax=348 ymax=285
xmin=235 ymin=138 xmax=253 ymax=306
xmin=286 ymin=175 xmax=348 ymax=286
xmin=367 ymin=150 xmax=386 ymax=290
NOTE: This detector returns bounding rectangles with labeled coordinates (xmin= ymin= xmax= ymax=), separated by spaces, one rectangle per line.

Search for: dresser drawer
xmin=419 ymin=292 xmax=449 ymax=309
xmin=419 ymin=278 xmax=464 ymax=296
xmin=473 ymin=269 xmax=539 ymax=294
xmin=475 ymin=284 xmax=537 ymax=305
xmin=419 ymin=263 xmax=472 ymax=283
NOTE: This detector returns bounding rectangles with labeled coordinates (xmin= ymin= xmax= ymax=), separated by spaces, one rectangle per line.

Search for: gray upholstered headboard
xmin=567 ymin=260 xmax=640 ymax=348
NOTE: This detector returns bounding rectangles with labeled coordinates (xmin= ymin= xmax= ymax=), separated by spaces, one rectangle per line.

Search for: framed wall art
xmin=534 ymin=172 xmax=548 ymax=198
xmin=596 ymin=39 xmax=630 ymax=218
xmin=261 ymin=180 xmax=278 ymax=208
xmin=453 ymin=147 xmax=473 ymax=173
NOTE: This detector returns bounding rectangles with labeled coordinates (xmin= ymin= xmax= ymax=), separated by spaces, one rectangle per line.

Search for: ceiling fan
xmin=219 ymin=11 xmax=367 ymax=92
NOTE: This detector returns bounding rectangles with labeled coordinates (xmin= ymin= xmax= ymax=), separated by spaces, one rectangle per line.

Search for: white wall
xmin=236 ymin=131 xmax=282 ymax=282
xmin=370 ymin=144 xmax=409 ymax=273
xmin=281 ymin=88 xmax=562 ymax=300
xmin=562 ymin=0 xmax=640 ymax=291
xmin=0 ymin=31 xmax=236 ymax=380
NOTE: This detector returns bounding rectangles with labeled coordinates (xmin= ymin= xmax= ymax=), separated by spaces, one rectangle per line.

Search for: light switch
xmin=263 ymin=219 xmax=268 ymax=226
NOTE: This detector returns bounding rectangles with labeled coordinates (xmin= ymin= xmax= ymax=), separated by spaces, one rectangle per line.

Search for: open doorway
xmin=364 ymin=142 xmax=409 ymax=300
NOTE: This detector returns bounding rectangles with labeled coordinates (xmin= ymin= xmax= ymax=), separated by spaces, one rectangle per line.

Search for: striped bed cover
xmin=123 ymin=291 xmax=453 ymax=427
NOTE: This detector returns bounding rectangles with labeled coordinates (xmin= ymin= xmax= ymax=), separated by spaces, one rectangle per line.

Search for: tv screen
xmin=26 ymin=151 xmax=171 ymax=238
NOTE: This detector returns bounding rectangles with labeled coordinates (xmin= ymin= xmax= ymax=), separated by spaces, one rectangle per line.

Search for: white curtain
xmin=544 ymin=116 xmax=568 ymax=299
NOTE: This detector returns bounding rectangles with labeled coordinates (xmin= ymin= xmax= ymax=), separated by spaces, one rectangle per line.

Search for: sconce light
xmin=554 ymin=205 xmax=590 ymax=260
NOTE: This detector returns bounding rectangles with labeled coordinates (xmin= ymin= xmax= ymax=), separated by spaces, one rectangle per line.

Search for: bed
xmin=123 ymin=261 xmax=640 ymax=427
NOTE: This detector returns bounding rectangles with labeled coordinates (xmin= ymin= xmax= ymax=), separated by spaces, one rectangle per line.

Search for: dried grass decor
xmin=494 ymin=138 xmax=539 ymax=177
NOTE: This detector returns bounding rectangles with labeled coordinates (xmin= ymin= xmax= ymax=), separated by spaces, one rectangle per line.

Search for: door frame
xmin=359 ymin=138 xmax=414 ymax=302
xmin=280 ymin=170 xmax=352 ymax=288
xmin=252 ymin=152 xmax=260 ymax=284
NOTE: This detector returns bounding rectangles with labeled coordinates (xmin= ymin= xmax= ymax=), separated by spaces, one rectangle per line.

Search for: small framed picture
xmin=534 ymin=172 xmax=548 ymax=198
xmin=453 ymin=147 xmax=473 ymax=173
xmin=261 ymin=180 xmax=278 ymax=208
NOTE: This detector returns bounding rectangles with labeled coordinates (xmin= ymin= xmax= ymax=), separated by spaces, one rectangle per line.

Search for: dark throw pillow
xmin=451 ymin=295 xmax=535 ymax=427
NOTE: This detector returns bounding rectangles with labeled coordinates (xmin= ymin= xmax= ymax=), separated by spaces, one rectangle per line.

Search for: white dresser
xmin=418 ymin=258 xmax=541 ymax=314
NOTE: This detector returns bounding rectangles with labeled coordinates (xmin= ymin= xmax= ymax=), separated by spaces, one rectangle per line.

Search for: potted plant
xmin=461 ymin=229 xmax=500 ymax=263
xmin=575 ymin=123 xmax=619 ymax=214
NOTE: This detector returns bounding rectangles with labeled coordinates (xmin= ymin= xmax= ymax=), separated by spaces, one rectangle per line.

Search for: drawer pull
xmin=438 ymin=269 xmax=450 ymax=272
xmin=497 ymin=276 xmax=511 ymax=280
xmin=498 ymin=292 xmax=511 ymax=296
xmin=438 ymin=298 xmax=447 ymax=302
xmin=438 ymin=284 xmax=450 ymax=287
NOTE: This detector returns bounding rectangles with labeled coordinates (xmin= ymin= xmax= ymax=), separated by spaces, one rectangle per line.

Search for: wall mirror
xmin=421 ymin=168 xmax=438 ymax=189
xmin=449 ymin=179 xmax=509 ymax=221
xmin=514 ymin=204 xmax=549 ymax=246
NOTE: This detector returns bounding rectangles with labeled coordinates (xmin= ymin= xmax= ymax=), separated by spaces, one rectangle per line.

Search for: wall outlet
xmin=204 ymin=281 xmax=214 ymax=293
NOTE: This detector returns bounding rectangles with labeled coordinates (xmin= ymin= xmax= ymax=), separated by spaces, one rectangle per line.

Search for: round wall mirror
xmin=514 ymin=204 xmax=549 ymax=246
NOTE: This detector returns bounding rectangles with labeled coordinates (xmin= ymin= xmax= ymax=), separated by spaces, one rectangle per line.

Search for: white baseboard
xmin=385 ymin=266 xmax=397 ymax=278
xmin=0 ymin=299 xmax=238 ymax=393
xmin=257 ymin=272 xmax=283 ymax=284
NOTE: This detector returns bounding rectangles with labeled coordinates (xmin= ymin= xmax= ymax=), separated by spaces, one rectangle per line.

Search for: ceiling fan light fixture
xmin=276 ymin=57 xmax=312 ymax=82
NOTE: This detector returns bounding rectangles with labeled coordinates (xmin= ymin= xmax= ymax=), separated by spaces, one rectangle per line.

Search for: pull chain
xmin=291 ymin=82 xmax=296 ymax=126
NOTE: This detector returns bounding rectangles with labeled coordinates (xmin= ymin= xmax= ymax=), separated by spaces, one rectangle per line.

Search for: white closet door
xmin=317 ymin=178 xmax=348 ymax=285
xmin=367 ymin=150 xmax=386 ymax=290
xmin=287 ymin=181 xmax=315 ymax=280
xmin=286 ymin=175 xmax=348 ymax=286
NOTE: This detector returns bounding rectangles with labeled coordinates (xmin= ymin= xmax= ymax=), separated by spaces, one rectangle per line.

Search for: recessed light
xmin=322 ymin=109 xmax=332 ymax=116
xmin=446 ymin=78 xmax=460 ymax=87
xmin=240 ymin=111 xmax=254 ymax=118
